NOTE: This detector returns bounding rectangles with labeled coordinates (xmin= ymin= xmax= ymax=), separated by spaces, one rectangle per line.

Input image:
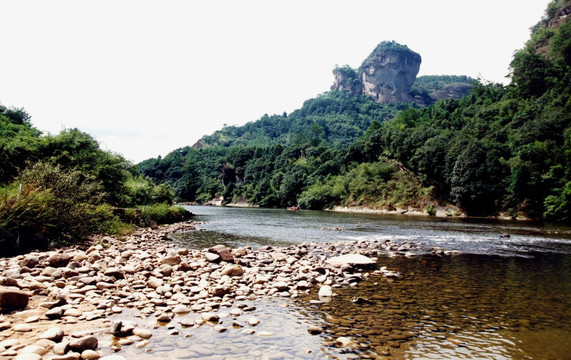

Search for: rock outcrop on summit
xmin=332 ymin=41 xmax=421 ymax=104
xmin=332 ymin=41 xmax=470 ymax=105
xmin=360 ymin=42 xmax=421 ymax=103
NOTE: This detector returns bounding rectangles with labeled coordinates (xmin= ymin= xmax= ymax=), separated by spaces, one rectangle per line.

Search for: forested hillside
xmin=0 ymin=106 xmax=190 ymax=254
xmin=142 ymin=0 xmax=569 ymax=223
xmin=195 ymin=91 xmax=405 ymax=149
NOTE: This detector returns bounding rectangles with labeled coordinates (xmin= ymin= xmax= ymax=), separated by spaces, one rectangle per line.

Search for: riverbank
xmin=0 ymin=220 xmax=449 ymax=359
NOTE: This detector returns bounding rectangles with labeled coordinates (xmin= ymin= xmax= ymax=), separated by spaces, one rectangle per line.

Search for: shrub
xmin=0 ymin=184 xmax=53 ymax=237
xmin=425 ymin=203 xmax=437 ymax=216
xmin=117 ymin=203 xmax=192 ymax=228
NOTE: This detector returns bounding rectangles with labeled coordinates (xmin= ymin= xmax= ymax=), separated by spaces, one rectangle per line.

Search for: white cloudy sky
xmin=1 ymin=0 xmax=550 ymax=163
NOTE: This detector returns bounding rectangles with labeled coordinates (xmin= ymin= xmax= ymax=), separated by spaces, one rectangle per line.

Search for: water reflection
xmin=176 ymin=205 xmax=571 ymax=256
xmin=294 ymin=253 xmax=571 ymax=359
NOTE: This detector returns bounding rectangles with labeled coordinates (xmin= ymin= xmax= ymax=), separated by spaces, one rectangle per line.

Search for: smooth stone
xmin=46 ymin=306 xmax=64 ymax=319
xmin=307 ymin=326 xmax=323 ymax=335
xmin=214 ymin=325 xmax=227 ymax=333
xmin=325 ymin=254 xmax=376 ymax=269
xmin=201 ymin=313 xmax=220 ymax=322
xmin=220 ymin=265 xmax=244 ymax=277
xmin=273 ymin=281 xmax=289 ymax=291
xmin=63 ymin=308 xmax=82 ymax=317
xmin=103 ymin=268 xmax=124 ymax=279
xmin=33 ymin=339 xmax=55 ymax=349
xmin=135 ymin=340 xmax=150 ymax=348
xmin=161 ymin=255 xmax=181 ymax=266
xmin=0 ymin=339 xmax=20 ymax=348
xmin=336 ymin=336 xmax=355 ymax=347
xmin=257 ymin=331 xmax=274 ymax=336
xmin=118 ymin=338 xmax=134 ymax=346
xmin=14 ymin=354 xmax=42 ymax=360
xmin=172 ymin=305 xmax=190 ymax=314
xmin=0 ymin=286 xmax=29 ymax=310
xmin=20 ymin=256 xmax=39 ymax=268
xmin=21 ymin=345 xmax=49 ymax=355
xmin=247 ymin=317 xmax=260 ymax=326
xmin=53 ymin=341 xmax=69 ymax=355
xmin=132 ymin=328 xmax=152 ymax=339
xmin=13 ymin=323 xmax=33 ymax=332
xmin=204 ymin=252 xmax=221 ymax=263
xmin=229 ymin=308 xmax=243 ymax=316
xmin=48 ymin=253 xmax=72 ymax=268
xmin=147 ymin=277 xmax=163 ymax=289
xmin=69 ymin=336 xmax=98 ymax=352
xmin=0 ymin=320 xmax=10 ymax=330
xmin=318 ymin=285 xmax=334 ymax=298
xmin=81 ymin=349 xmax=100 ymax=359
xmin=40 ymin=327 xmax=65 ymax=342
xmin=156 ymin=313 xmax=173 ymax=322
xmin=24 ymin=316 xmax=39 ymax=323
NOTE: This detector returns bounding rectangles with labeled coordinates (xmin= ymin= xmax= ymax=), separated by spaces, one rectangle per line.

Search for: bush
xmin=425 ymin=203 xmax=437 ymax=216
xmin=0 ymin=184 xmax=53 ymax=237
xmin=118 ymin=203 xmax=192 ymax=228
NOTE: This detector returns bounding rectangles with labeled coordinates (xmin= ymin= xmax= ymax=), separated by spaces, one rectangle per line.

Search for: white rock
xmin=318 ymin=285 xmax=334 ymax=298
xmin=81 ymin=349 xmax=100 ymax=360
xmin=14 ymin=354 xmax=42 ymax=360
xmin=133 ymin=327 xmax=152 ymax=339
xmin=325 ymin=254 xmax=376 ymax=268
xmin=247 ymin=317 xmax=260 ymax=326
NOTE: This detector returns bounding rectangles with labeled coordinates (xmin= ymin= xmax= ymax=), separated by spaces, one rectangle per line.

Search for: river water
xmin=110 ymin=206 xmax=571 ymax=359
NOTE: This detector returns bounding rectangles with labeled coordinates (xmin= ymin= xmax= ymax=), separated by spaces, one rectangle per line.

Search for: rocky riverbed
xmin=0 ymin=221 xmax=456 ymax=360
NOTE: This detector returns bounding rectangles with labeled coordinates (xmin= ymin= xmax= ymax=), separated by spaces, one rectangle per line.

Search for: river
xmin=115 ymin=206 xmax=571 ymax=359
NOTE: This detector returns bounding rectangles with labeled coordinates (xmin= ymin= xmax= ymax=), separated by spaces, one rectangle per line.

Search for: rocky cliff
xmin=332 ymin=41 xmax=473 ymax=105
xmin=332 ymin=41 xmax=422 ymax=104
xmin=359 ymin=42 xmax=422 ymax=103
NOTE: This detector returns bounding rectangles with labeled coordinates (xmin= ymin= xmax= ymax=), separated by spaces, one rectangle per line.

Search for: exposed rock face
xmin=332 ymin=66 xmax=362 ymax=94
xmin=360 ymin=45 xmax=421 ymax=103
xmin=332 ymin=41 xmax=421 ymax=104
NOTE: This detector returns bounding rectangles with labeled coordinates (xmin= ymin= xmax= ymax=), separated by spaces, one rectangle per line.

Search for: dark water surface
xmin=109 ymin=206 xmax=570 ymax=359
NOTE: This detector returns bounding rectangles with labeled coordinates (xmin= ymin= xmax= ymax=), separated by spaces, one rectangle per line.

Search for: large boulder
xmin=48 ymin=253 xmax=72 ymax=268
xmin=68 ymin=336 xmax=98 ymax=352
xmin=0 ymin=286 xmax=29 ymax=310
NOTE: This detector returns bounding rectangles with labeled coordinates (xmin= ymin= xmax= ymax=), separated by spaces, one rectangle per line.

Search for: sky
xmin=1 ymin=0 xmax=551 ymax=163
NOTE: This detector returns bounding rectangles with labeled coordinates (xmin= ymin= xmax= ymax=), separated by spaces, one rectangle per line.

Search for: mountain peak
xmin=332 ymin=41 xmax=421 ymax=104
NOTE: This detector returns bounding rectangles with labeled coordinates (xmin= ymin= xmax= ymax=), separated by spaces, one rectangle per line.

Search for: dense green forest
xmin=0 ymin=106 xmax=190 ymax=254
xmin=195 ymin=75 xmax=474 ymax=149
xmin=140 ymin=1 xmax=570 ymax=224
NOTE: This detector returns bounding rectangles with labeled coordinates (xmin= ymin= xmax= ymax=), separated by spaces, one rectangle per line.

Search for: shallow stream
xmin=104 ymin=206 xmax=570 ymax=359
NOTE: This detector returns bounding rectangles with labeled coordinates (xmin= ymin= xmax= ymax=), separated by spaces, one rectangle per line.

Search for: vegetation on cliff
xmin=140 ymin=1 xmax=569 ymax=223
xmin=0 ymin=106 xmax=191 ymax=253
